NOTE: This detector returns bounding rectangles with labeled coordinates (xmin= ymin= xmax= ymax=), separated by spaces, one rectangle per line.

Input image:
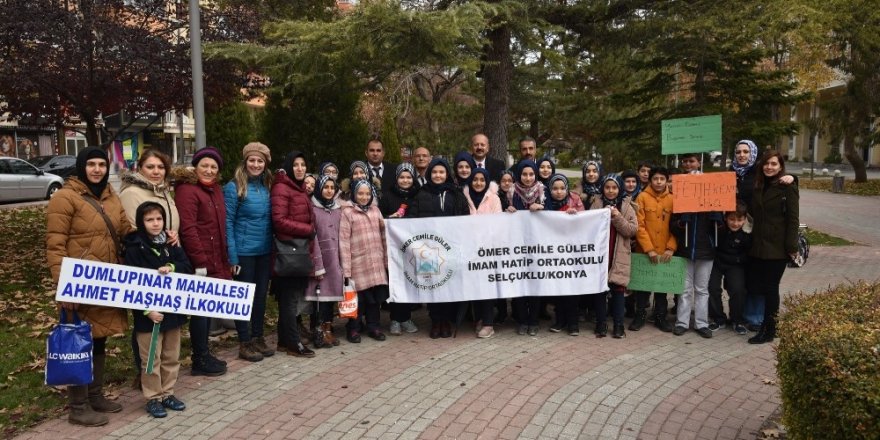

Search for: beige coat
xmin=118 ymin=170 xmax=180 ymax=231
xmin=590 ymin=197 xmax=638 ymax=287
xmin=46 ymin=178 xmax=132 ymax=338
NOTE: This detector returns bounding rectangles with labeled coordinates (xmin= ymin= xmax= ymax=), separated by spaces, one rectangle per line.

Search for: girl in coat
xmin=307 ymin=176 xmax=344 ymax=348
xmin=378 ymin=163 xmax=421 ymax=335
xmin=463 ymin=168 xmax=503 ymax=338
xmin=223 ymin=142 xmax=274 ymax=362
xmin=505 ymin=159 xmax=545 ymax=336
xmin=407 ymin=158 xmax=470 ymax=338
xmin=174 ymin=146 xmax=229 ymax=376
xmin=591 ymin=175 xmax=638 ymax=338
xmin=340 ymin=180 xmax=389 ymax=343
xmin=545 ymin=174 xmax=586 ymax=336
xmin=123 ymin=202 xmax=192 ymax=418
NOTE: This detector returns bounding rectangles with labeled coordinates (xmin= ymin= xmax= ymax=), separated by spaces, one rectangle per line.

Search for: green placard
xmin=661 ymin=114 xmax=722 ymax=154
xmin=627 ymin=254 xmax=686 ymax=294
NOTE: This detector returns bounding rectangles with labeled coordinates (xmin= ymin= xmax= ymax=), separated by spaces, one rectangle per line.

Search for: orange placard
xmin=671 ymin=172 xmax=737 ymax=213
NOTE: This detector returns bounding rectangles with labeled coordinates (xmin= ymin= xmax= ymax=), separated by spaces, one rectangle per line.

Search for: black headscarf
xmin=453 ymin=151 xmax=476 ymax=187
xmin=421 ymin=158 xmax=457 ymax=195
xmin=281 ymin=151 xmax=306 ymax=185
xmin=536 ymin=156 xmax=557 ymax=186
xmin=545 ymin=173 xmax=571 ymax=211
xmin=75 ymin=146 xmax=109 ymax=198
xmin=468 ymin=168 xmax=490 ymax=209
xmin=312 ymin=175 xmax=338 ymax=209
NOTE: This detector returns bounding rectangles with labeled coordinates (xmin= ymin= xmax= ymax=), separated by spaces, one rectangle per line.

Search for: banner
xmin=55 ymin=258 xmax=256 ymax=320
xmin=386 ymin=210 xmax=611 ymax=303
xmin=627 ymin=254 xmax=687 ymax=294
xmin=661 ymin=114 xmax=722 ymax=154
xmin=671 ymin=171 xmax=736 ymax=213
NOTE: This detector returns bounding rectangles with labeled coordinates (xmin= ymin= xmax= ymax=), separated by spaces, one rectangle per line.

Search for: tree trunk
xmin=843 ymin=128 xmax=868 ymax=183
xmin=85 ymin=115 xmax=99 ymax=147
xmin=482 ymin=22 xmax=512 ymax=163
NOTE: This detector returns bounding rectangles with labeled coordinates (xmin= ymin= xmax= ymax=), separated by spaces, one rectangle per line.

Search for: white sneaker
xmin=389 ymin=321 xmax=402 ymax=335
xmin=477 ymin=326 xmax=495 ymax=339
xmin=400 ymin=320 xmax=419 ymax=333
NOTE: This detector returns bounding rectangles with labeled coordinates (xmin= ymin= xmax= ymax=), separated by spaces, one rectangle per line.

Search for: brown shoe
xmin=239 ymin=342 xmax=264 ymax=362
xmin=287 ymin=342 xmax=315 ymax=358
xmin=321 ymin=322 xmax=337 ymax=347
xmin=253 ymin=337 xmax=275 ymax=357
xmin=69 ymin=385 xmax=108 ymax=426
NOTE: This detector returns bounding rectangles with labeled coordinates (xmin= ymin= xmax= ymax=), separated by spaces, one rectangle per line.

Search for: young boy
xmin=123 ymin=202 xmax=193 ymax=418
xmin=707 ymin=201 xmax=752 ymax=334
xmin=632 ymin=167 xmax=677 ymax=332
xmin=670 ymin=153 xmax=723 ymax=338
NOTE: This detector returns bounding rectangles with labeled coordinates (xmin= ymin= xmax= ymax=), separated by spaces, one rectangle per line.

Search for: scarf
xmin=312 ymin=175 xmax=339 ymax=209
xmin=351 ymin=179 xmax=374 ymax=212
xmin=453 ymin=151 xmax=476 ymax=187
xmin=392 ymin=163 xmax=419 ymax=198
xmin=731 ymin=139 xmax=758 ymax=178
xmin=545 ymin=173 xmax=571 ymax=211
xmin=75 ymin=146 xmax=109 ymax=198
xmin=581 ymin=160 xmax=603 ymax=197
xmin=421 ymin=158 xmax=457 ymax=195
xmin=349 ymin=160 xmax=371 ymax=181
xmin=513 ymin=159 xmax=545 ymax=206
xmin=537 ymin=156 xmax=557 ymax=186
xmin=468 ymin=168 xmax=490 ymax=209
xmin=600 ymin=174 xmax=625 ymax=207
xmin=281 ymin=151 xmax=306 ymax=185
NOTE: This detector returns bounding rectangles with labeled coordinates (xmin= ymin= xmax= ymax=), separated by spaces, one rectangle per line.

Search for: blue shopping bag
xmin=45 ymin=309 xmax=93 ymax=386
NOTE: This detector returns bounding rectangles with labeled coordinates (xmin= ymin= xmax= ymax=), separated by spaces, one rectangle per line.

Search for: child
xmin=307 ymin=176 xmax=344 ymax=348
xmin=506 ymin=159 xmax=545 ymax=336
xmin=621 ymin=170 xmax=641 ymax=200
xmin=637 ymin=161 xmax=653 ymax=189
xmin=123 ymin=202 xmax=192 ymax=418
xmin=378 ymin=163 xmax=421 ymax=335
xmin=498 ymin=170 xmax=515 ymax=212
xmin=453 ymin=151 xmax=476 ymax=188
xmin=339 ymin=161 xmax=381 ymax=203
xmin=545 ymin=174 xmax=586 ymax=335
xmin=580 ymin=160 xmax=603 ymax=206
xmin=536 ymin=156 xmax=556 ymax=192
xmin=708 ymin=201 xmax=752 ymax=335
xmin=588 ymin=175 xmax=638 ymax=338
xmin=632 ymin=167 xmax=677 ymax=332
xmin=464 ymin=168 xmax=503 ymax=338
xmin=340 ymin=180 xmax=389 ymax=343
xmin=303 ymin=174 xmax=317 ymax=196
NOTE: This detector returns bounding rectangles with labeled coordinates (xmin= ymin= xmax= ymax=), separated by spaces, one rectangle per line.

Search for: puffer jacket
xmin=173 ymin=167 xmax=230 ymax=280
xmin=271 ymin=171 xmax=315 ymax=241
xmin=591 ymin=196 xmax=638 ymax=287
xmin=118 ymin=170 xmax=180 ymax=232
xmin=223 ymin=177 xmax=273 ymax=265
xmin=750 ymin=181 xmax=799 ymax=260
xmin=635 ymin=185 xmax=677 ymax=255
xmin=46 ymin=177 xmax=132 ymax=338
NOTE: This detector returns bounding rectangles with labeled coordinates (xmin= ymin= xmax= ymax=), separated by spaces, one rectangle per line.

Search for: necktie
xmin=372 ymin=166 xmax=381 ymax=178
xmin=477 ymin=162 xmax=484 ymax=169
xmin=419 ymin=176 xmax=426 ymax=186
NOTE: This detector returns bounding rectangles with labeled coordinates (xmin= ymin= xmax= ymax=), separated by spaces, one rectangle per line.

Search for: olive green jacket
xmin=749 ymin=181 xmax=799 ymax=260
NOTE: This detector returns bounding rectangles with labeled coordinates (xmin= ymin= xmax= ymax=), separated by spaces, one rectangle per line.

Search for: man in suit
xmin=470 ymin=133 xmax=506 ymax=182
xmin=411 ymin=146 xmax=432 ymax=186
xmin=365 ymin=139 xmax=397 ymax=196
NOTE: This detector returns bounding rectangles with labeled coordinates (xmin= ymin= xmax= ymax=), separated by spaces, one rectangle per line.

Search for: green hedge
xmin=777 ymin=282 xmax=880 ymax=439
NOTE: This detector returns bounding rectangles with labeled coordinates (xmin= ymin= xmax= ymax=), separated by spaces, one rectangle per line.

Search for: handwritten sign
xmin=627 ymin=254 xmax=686 ymax=294
xmin=671 ymin=172 xmax=736 ymax=213
xmin=661 ymin=115 xmax=722 ymax=154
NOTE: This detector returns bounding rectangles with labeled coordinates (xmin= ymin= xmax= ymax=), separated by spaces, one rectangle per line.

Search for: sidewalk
xmin=16 ymin=192 xmax=879 ymax=440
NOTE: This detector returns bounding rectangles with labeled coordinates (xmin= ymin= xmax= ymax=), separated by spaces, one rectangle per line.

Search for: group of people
xmin=46 ymin=133 xmax=798 ymax=425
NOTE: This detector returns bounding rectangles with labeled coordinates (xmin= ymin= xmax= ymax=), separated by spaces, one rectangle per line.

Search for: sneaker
xmin=389 ymin=321 xmax=402 ymax=336
xmin=477 ymin=326 xmax=495 ymax=339
xmin=146 ymin=399 xmax=167 ymax=418
xmin=517 ymin=324 xmax=527 ymax=335
xmin=527 ymin=326 xmax=538 ymax=336
xmin=549 ymin=324 xmax=564 ymax=333
xmin=206 ymin=352 xmax=227 ymax=367
xmin=161 ymin=395 xmax=186 ymax=411
xmin=708 ymin=322 xmax=721 ymax=332
xmin=734 ymin=324 xmax=748 ymax=335
xmin=673 ymin=326 xmax=688 ymax=336
xmin=696 ymin=327 xmax=713 ymax=339
xmin=401 ymin=320 xmax=419 ymax=333
xmin=568 ymin=326 xmax=580 ymax=336
xmin=191 ymin=357 xmax=226 ymax=377
xmin=715 ymin=321 xmax=727 ymax=330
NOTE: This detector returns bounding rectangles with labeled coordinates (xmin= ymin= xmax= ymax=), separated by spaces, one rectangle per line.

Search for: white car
xmin=0 ymin=156 xmax=65 ymax=203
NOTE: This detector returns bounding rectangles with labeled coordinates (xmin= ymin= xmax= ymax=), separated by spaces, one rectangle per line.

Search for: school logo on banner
xmin=400 ymin=233 xmax=457 ymax=290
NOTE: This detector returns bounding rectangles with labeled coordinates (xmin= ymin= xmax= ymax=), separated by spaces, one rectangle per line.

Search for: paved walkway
xmin=17 ymin=192 xmax=879 ymax=440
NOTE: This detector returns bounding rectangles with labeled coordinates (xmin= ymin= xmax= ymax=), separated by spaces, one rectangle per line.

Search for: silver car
xmin=0 ymin=156 xmax=65 ymax=202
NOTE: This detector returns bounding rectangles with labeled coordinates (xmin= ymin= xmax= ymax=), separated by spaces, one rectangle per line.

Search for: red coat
xmin=271 ymin=172 xmax=315 ymax=240
xmin=174 ymin=168 xmax=231 ymax=280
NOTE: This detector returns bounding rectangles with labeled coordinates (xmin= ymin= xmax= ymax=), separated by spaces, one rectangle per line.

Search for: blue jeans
xmin=233 ymin=254 xmax=271 ymax=342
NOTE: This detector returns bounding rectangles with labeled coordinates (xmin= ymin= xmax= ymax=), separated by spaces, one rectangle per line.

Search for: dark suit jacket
xmin=369 ymin=160 xmax=397 ymax=196
xmin=474 ymin=156 xmax=506 ymax=182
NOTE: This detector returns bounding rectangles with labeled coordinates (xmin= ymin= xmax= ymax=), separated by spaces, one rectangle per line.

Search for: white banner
xmin=55 ymin=257 xmax=256 ymax=320
xmin=386 ymin=209 xmax=611 ymax=303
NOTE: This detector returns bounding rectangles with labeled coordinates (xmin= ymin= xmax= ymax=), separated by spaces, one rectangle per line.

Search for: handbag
xmin=338 ymin=279 xmax=359 ymax=319
xmin=45 ymin=309 xmax=94 ymax=386
xmin=273 ymin=237 xmax=313 ymax=277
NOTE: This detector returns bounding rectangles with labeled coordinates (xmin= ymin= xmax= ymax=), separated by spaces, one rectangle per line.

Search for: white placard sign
xmin=386 ymin=209 xmax=611 ymax=303
xmin=55 ymin=257 xmax=256 ymax=320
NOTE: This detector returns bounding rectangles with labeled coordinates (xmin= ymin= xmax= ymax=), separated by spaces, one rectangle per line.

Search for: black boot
xmin=748 ymin=318 xmax=776 ymax=344
xmin=612 ymin=323 xmax=626 ymax=339
xmin=594 ymin=321 xmax=607 ymax=338
xmin=654 ymin=313 xmax=673 ymax=332
xmin=629 ymin=311 xmax=647 ymax=331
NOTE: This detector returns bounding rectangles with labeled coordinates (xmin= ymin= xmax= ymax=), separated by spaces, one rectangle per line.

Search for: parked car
xmin=30 ymin=154 xmax=76 ymax=179
xmin=0 ymin=157 xmax=65 ymax=203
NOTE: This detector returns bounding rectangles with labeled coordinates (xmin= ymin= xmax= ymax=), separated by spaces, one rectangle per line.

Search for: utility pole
xmin=189 ymin=0 xmax=206 ymax=151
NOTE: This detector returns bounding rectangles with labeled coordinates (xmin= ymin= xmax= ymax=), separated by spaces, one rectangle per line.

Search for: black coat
xmin=477 ymin=156 xmax=506 ymax=183
xmin=734 ymin=166 xmax=757 ymax=206
xmin=749 ymin=181 xmax=799 ymax=260
xmin=671 ymin=212 xmax=723 ymax=261
xmin=123 ymin=232 xmax=193 ymax=333
xmin=378 ymin=185 xmax=420 ymax=218
xmin=371 ymin=161 xmax=398 ymax=197
xmin=715 ymin=228 xmax=752 ymax=266
xmin=406 ymin=187 xmax=469 ymax=218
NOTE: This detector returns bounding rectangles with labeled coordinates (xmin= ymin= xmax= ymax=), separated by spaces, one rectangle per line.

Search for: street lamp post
xmin=189 ymin=0 xmax=206 ymax=151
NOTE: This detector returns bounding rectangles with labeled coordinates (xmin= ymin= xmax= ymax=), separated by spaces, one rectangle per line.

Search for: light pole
xmin=189 ymin=0 xmax=206 ymax=151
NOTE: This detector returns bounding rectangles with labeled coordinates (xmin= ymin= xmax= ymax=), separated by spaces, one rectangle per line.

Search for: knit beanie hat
xmin=242 ymin=142 xmax=271 ymax=163
xmin=191 ymin=146 xmax=223 ymax=169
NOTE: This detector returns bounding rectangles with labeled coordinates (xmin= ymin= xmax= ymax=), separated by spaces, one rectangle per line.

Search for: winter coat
xmin=378 ymin=185 xmax=420 ymax=218
xmin=223 ymin=177 xmax=273 ymax=265
xmin=270 ymin=171 xmax=316 ymax=241
xmin=464 ymin=186 xmax=503 ymax=214
xmin=715 ymin=227 xmax=752 ymax=266
xmin=635 ymin=185 xmax=677 ymax=255
xmin=173 ymin=167 xmax=230 ymax=280
xmin=119 ymin=170 xmax=180 ymax=232
xmin=591 ymin=196 xmax=638 ymax=287
xmin=122 ymin=231 xmax=192 ymax=333
xmin=306 ymin=199 xmax=344 ymax=301
xmin=407 ymin=187 xmax=470 ymax=218
xmin=749 ymin=181 xmax=799 ymax=260
xmin=548 ymin=194 xmax=585 ymax=212
xmin=46 ymin=177 xmax=132 ymax=338
xmin=733 ymin=166 xmax=757 ymax=207
xmin=339 ymin=205 xmax=388 ymax=291
xmin=671 ymin=211 xmax=722 ymax=261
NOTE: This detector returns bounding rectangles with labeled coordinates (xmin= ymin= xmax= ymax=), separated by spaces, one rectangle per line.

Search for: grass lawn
xmin=797 ymin=177 xmax=880 ymax=196
xmin=804 ymin=228 xmax=854 ymax=246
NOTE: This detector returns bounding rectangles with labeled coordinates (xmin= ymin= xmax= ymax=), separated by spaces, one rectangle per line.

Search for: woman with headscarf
xmin=406 ymin=158 xmax=470 ymax=338
xmin=306 ymin=176 xmax=344 ymax=348
xmin=453 ymin=151 xmax=476 ymax=188
xmin=378 ymin=163 xmax=421 ymax=335
xmin=174 ymin=146 xmax=230 ymax=376
xmin=271 ymin=151 xmax=318 ymax=357
xmin=580 ymin=160 xmax=603 ymax=206
xmin=339 ymin=160 xmax=381 ymax=203
xmin=47 ymin=147 xmax=132 ymax=426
